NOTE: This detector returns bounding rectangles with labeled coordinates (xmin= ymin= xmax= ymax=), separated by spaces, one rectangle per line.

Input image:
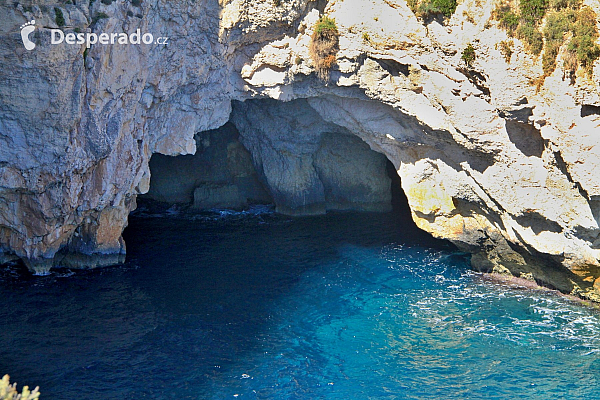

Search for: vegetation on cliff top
xmin=310 ymin=16 xmax=339 ymax=81
xmin=407 ymin=0 xmax=458 ymax=20
xmin=493 ymin=0 xmax=600 ymax=76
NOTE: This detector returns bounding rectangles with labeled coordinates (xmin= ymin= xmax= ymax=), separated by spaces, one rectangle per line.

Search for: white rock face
xmin=2 ymin=0 xmax=600 ymax=299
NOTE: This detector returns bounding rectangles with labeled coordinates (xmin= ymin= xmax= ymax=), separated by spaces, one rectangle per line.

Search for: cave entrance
xmin=138 ymin=98 xmax=414 ymax=225
xmin=139 ymin=122 xmax=273 ymax=211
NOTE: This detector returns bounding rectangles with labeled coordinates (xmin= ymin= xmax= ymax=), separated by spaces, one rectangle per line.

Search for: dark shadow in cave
xmin=581 ymin=104 xmax=600 ymax=118
xmin=386 ymin=159 xmax=412 ymax=222
xmin=139 ymin=122 xmax=273 ymax=211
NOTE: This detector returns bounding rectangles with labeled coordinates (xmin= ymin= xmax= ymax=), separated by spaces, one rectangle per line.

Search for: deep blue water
xmin=2 ymin=209 xmax=600 ymax=399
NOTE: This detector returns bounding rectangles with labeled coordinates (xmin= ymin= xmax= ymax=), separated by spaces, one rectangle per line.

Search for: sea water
xmin=1 ymin=209 xmax=600 ymax=399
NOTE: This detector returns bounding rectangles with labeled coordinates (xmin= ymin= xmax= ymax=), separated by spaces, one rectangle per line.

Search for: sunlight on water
xmin=1 ymin=212 xmax=600 ymax=399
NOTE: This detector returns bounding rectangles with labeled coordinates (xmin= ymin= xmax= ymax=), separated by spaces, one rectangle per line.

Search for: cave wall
xmin=231 ymin=99 xmax=392 ymax=215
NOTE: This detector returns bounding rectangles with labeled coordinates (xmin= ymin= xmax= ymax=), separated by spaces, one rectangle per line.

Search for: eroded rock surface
xmin=2 ymin=0 xmax=600 ymax=300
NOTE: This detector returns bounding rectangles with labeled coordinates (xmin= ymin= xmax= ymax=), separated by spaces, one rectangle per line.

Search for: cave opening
xmin=138 ymin=108 xmax=414 ymax=225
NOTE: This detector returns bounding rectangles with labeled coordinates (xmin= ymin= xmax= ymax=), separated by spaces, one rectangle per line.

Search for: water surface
xmin=1 ymin=209 xmax=600 ymax=399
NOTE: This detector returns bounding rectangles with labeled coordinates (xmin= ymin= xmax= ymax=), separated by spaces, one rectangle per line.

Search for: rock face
xmin=2 ymin=0 xmax=600 ymax=300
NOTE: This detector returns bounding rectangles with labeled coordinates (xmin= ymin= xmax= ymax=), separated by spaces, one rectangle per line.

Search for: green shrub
xmin=493 ymin=0 xmax=599 ymax=77
xmin=493 ymin=4 xmax=520 ymax=34
xmin=569 ymin=8 xmax=600 ymax=72
xmin=571 ymin=34 xmax=600 ymax=71
xmin=0 ymin=374 xmax=40 ymax=400
xmin=310 ymin=16 xmax=339 ymax=80
xmin=415 ymin=0 xmax=457 ymax=18
xmin=417 ymin=1 xmax=441 ymax=18
xmin=295 ymin=56 xmax=302 ymax=65
xmin=542 ymin=9 xmax=574 ymax=73
xmin=362 ymin=32 xmax=370 ymax=42
xmin=54 ymin=7 xmax=65 ymax=27
xmin=540 ymin=6 xmax=600 ymax=75
xmin=545 ymin=9 xmax=576 ymax=41
xmin=519 ymin=0 xmax=549 ymax=23
xmin=314 ymin=16 xmax=337 ymax=36
xmin=517 ymin=22 xmax=544 ymax=54
xmin=431 ymin=0 xmax=457 ymax=17
xmin=92 ymin=11 xmax=109 ymax=24
xmin=461 ymin=43 xmax=476 ymax=66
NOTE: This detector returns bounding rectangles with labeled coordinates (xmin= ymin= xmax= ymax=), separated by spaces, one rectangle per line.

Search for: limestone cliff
xmin=2 ymin=0 xmax=600 ymax=300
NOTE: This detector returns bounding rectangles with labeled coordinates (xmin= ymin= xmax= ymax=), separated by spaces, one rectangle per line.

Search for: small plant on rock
xmin=498 ymin=40 xmax=514 ymax=63
xmin=54 ymin=7 xmax=65 ymax=27
xmin=411 ymin=0 xmax=457 ymax=20
xmin=309 ymin=16 xmax=339 ymax=81
xmin=92 ymin=12 xmax=109 ymax=24
xmin=461 ymin=43 xmax=476 ymax=67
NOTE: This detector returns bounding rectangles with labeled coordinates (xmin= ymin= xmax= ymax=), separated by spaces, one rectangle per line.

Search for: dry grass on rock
xmin=309 ymin=16 xmax=339 ymax=81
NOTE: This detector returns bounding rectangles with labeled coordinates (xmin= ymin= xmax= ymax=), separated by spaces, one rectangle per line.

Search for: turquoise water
xmin=2 ymin=209 xmax=600 ymax=399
